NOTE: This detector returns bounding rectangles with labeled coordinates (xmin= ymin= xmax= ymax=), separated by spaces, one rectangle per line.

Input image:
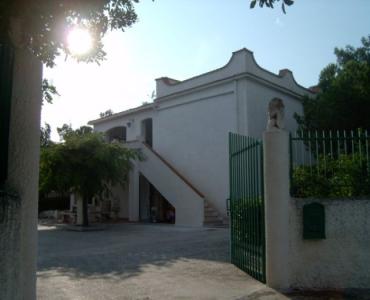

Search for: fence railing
xmin=290 ymin=130 xmax=370 ymax=198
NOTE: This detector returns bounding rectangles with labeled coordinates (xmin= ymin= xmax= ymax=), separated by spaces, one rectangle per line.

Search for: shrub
xmin=291 ymin=154 xmax=370 ymax=198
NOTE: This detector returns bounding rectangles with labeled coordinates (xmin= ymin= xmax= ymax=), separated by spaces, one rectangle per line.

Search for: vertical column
xmin=6 ymin=45 xmax=42 ymax=299
xmin=128 ymin=162 xmax=140 ymax=221
xmin=263 ymin=129 xmax=290 ymax=290
xmin=76 ymin=195 xmax=83 ymax=225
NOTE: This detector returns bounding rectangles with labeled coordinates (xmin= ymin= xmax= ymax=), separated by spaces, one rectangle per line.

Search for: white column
xmin=76 ymin=195 xmax=83 ymax=225
xmin=128 ymin=163 xmax=140 ymax=221
xmin=5 ymin=45 xmax=42 ymax=299
xmin=263 ymin=129 xmax=290 ymax=290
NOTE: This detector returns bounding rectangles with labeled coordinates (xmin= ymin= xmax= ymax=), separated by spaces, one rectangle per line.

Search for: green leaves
xmin=0 ymin=1 xmax=140 ymax=67
xmin=39 ymin=126 xmax=140 ymax=199
xmin=249 ymin=0 xmax=294 ymax=13
xmin=296 ymin=36 xmax=370 ymax=131
xmin=292 ymin=154 xmax=370 ymax=198
xmin=42 ymin=79 xmax=59 ymax=105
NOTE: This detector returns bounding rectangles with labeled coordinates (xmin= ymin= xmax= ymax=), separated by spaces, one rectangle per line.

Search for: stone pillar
xmin=263 ymin=129 xmax=290 ymax=290
xmin=5 ymin=45 xmax=42 ymax=299
xmin=76 ymin=195 xmax=83 ymax=225
xmin=128 ymin=163 xmax=139 ymax=221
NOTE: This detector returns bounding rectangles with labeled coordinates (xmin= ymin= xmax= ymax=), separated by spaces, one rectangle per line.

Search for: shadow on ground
xmin=38 ymin=224 xmax=229 ymax=281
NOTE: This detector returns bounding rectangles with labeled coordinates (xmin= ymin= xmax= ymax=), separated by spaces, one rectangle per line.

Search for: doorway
xmin=139 ymin=174 xmax=175 ymax=224
xmin=141 ymin=118 xmax=153 ymax=147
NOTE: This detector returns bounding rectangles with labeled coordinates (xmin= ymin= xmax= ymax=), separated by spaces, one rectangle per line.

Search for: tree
xmin=250 ymin=0 xmax=294 ymax=13
xmin=57 ymin=123 xmax=93 ymax=141
xmin=0 ymin=0 xmax=140 ymax=66
xmin=295 ymin=36 xmax=370 ymax=131
xmin=40 ymin=126 xmax=140 ymax=226
xmin=40 ymin=123 xmax=52 ymax=148
xmin=99 ymin=109 xmax=114 ymax=118
xmin=42 ymin=79 xmax=59 ymax=105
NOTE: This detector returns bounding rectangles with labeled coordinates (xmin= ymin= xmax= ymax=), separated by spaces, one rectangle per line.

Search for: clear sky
xmin=42 ymin=0 xmax=370 ymax=140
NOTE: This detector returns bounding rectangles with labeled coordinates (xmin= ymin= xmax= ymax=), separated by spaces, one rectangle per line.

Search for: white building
xmin=89 ymin=48 xmax=313 ymax=227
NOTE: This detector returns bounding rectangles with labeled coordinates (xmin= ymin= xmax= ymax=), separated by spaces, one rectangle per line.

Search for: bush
xmin=291 ymin=154 xmax=370 ymax=198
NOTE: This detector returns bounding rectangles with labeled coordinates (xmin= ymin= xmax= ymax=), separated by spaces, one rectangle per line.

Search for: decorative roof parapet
xmin=155 ymin=48 xmax=313 ymax=99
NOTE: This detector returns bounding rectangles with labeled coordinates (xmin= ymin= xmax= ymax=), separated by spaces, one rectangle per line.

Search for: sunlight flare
xmin=67 ymin=28 xmax=93 ymax=56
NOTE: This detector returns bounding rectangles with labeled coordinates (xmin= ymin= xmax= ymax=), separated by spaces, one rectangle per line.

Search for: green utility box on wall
xmin=303 ymin=202 xmax=325 ymax=239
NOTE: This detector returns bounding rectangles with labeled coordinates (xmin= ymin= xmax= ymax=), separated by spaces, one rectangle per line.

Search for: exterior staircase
xmin=127 ymin=141 xmax=229 ymax=228
xmin=130 ymin=141 xmax=205 ymax=227
xmin=204 ymin=199 xmax=228 ymax=227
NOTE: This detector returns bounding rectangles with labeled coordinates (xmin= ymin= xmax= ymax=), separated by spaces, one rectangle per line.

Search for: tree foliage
xmin=57 ymin=123 xmax=93 ymax=141
xmin=250 ymin=0 xmax=294 ymax=13
xmin=99 ymin=109 xmax=114 ymax=118
xmin=40 ymin=123 xmax=52 ymax=148
xmin=292 ymin=154 xmax=370 ymax=198
xmin=39 ymin=125 xmax=140 ymax=225
xmin=295 ymin=36 xmax=370 ymax=131
xmin=0 ymin=0 xmax=139 ymax=66
xmin=42 ymin=79 xmax=59 ymax=104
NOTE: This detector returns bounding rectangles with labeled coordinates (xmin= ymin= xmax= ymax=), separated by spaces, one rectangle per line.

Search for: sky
xmin=42 ymin=0 xmax=370 ymax=141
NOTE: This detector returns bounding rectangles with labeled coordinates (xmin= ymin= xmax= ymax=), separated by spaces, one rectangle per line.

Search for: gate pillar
xmin=263 ymin=129 xmax=290 ymax=290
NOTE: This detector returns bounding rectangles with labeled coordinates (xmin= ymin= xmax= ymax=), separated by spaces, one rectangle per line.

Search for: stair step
xmin=204 ymin=215 xmax=222 ymax=222
xmin=204 ymin=223 xmax=229 ymax=228
xmin=203 ymin=200 xmax=227 ymax=227
xmin=204 ymin=211 xmax=219 ymax=217
xmin=204 ymin=219 xmax=225 ymax=225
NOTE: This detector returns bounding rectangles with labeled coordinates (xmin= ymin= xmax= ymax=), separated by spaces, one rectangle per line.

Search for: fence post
xmin=263 ymin=129 xmax=290 ymax=290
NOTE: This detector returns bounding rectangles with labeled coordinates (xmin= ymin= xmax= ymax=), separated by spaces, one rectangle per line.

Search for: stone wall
xmin=263 ymin=129 xmax=370 ymax=290
xmin=289 ymin=198 xmax=370 ymax=289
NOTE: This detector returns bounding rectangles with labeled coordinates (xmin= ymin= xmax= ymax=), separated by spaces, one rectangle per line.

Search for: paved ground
xmin=37 ymin=223 xmax=288 ymax=300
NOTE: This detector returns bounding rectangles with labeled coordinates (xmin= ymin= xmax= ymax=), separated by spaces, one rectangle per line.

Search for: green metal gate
xmin=229 ymin=133 xmax=266 ymax=283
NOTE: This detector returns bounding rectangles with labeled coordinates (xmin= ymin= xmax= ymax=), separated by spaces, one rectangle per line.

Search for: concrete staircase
xmin=203 ymin=200 xmax=228 ymax=227
xmin=126 ymin=141 xmax=228 ymax=228
xmin=133 ymin=142 xmax=205 ymax=227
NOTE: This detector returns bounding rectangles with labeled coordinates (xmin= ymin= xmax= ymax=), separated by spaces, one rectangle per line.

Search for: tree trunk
xmin=82 ymin=195 xmax=89 ymax=227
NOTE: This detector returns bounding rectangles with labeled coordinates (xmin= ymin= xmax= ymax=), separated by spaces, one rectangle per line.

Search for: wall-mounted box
xmin=303 ymin=202 xmax=325 ymax=239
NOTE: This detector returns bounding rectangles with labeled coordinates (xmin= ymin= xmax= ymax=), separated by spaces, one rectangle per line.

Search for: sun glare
xmin=67 ymin=28 xmax=93 ymax=56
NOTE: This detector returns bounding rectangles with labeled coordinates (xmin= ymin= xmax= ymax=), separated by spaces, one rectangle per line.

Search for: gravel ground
xmin=37 ymin=223 xmax=288 ymax=300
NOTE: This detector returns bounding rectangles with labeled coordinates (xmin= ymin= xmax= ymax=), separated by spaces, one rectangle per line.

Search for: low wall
xmin=289 ymin=198 xmax=370 ymax=289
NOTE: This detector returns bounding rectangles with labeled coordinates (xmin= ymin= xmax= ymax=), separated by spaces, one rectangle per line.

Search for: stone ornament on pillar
xmin=267 ymin=98 xmax=285 ymax=131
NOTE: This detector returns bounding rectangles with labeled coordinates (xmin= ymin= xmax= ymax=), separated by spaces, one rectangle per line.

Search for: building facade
xmin=89 ymin=49 xmax=313 ymax=227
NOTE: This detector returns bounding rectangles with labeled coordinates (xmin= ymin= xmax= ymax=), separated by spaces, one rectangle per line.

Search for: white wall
xmin=244 ymin=80 xmax=304 ymax=139
xmin=289 ymin=198 xmax=370 ymax=289
xmin=154 ymin=83 xmax=237 ymax=217
xmin=108 ymin=184 xmax=129 ymax=219
xmin=137 ymin=143 xmax=204 ymax=227
xmin=92 ymin=49 xmax=312 ymax=220
xmin=94 ymin=108 xmax=154 ymax=142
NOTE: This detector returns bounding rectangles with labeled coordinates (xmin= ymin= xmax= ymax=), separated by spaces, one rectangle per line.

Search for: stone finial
xmin=267 ymin=98 xmax=285 ymax=130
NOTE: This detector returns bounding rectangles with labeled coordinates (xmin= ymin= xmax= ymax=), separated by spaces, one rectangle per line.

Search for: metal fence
xmin=290 ymin=130 xmax=370 ymax=198
xmin=229 ymin=133 xmax=266 ymax=283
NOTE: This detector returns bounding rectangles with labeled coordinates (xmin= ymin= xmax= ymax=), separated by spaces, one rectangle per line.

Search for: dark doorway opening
xmin=141 ymin=118 xmax=153 ymax=147
xmin=139 ymin=174 xmax=175 ymax=224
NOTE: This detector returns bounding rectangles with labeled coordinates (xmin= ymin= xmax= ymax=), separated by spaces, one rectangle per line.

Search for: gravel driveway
xmin=37 ymin=223 xmax=287 ymax=300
